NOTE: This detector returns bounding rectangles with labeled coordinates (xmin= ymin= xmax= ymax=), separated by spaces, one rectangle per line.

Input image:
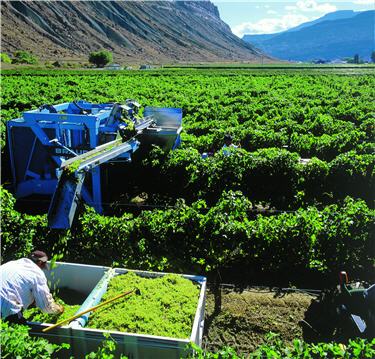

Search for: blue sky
xmin=212 ymin=0 xmax=375 ymax=37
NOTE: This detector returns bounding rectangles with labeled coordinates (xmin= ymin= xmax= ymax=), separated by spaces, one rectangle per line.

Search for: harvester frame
xmin=7 ymin=100 xmax=182 ymax=228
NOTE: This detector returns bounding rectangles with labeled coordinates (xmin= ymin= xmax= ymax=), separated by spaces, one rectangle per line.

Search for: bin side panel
xmin=30 ymin=326 xmax=190 ymax=359
xmin=47 ymin=262 xmax=108 ymax=294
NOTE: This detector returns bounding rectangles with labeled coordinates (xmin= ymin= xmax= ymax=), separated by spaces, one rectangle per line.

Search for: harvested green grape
xmin=23 ymin=298 xmax=81 ymax=324
xmin=87 ymin=272 xmax=200 ymax=339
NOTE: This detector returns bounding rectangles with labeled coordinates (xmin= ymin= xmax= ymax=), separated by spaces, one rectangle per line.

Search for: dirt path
xmin=203 ymin=287 xmax=313 ymax=355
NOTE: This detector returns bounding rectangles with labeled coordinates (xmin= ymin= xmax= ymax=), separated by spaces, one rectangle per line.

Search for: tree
xmin=371 ymin=51 xmax=375 ymax=63
xmin=12 ymin=50 xmax=38 ymax=64
xmin=353 ymin=54 xmax=360 ymax=64
xmin=88 ymin=50 xmax=113 ymax=67
xmin=0 ymin=53 xmax=11 ymax=63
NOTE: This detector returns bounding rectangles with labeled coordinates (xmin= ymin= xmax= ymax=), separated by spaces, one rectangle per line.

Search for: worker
xmin=222 ymin=134 xmax=238 ymax=155
xmin=1 ymin=250 xmax=64 ymax=324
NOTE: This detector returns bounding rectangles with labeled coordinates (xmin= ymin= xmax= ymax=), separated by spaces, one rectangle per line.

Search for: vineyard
xmin=1 ymin=67 xmax=374 ymax=356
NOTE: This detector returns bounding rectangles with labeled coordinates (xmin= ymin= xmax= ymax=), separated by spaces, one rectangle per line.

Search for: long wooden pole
xmin=42 ymin=289 xmax=136 ymax=333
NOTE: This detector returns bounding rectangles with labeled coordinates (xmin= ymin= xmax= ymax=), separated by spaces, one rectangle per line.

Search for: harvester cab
xmin=7 ymin=100 xmax=182 ymax=229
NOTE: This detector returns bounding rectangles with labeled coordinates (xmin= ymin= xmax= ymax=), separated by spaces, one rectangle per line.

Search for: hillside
xmin=1 ymin=0 xmax=264 ymax=63
xmin=285 ymin=10 xmax=357 ymax=33
xmin=243 ymin=10 xmax=375 ymax=61
xmin=242 ymin=10 xmax=358 ymax=46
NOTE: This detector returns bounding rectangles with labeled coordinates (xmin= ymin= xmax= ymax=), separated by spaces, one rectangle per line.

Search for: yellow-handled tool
xmin=42 ymin=288 xmax=139 ymax=332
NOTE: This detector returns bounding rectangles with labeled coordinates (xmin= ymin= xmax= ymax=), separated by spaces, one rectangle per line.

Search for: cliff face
xmin=1 ymin=0 xmax=264 ymax=62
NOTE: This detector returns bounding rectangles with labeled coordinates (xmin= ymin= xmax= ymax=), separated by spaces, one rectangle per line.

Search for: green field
xmin=1 ymin=67 xmax=374 ymax=355
xmin=1 ymin=67 xmax=374 ymax=279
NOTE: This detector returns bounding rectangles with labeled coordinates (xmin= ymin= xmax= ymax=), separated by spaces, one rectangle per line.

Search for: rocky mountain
xmin=243 ymin=10 xmax=375 ymax=61
xmin=1 ymin=0 xmax=264 ymax=63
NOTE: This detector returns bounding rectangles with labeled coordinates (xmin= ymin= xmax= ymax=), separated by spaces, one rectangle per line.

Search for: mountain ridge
xmin=243 ymin=10 xmax=375 ymax=61
xmin=1 ymin=0 xmax=265 ymax=63
xmin=285 ymin=9 xmax=357 ymax=33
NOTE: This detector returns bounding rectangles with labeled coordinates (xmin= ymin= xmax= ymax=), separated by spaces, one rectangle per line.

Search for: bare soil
xmin=203 ymin=287 xmax=313 ymax=356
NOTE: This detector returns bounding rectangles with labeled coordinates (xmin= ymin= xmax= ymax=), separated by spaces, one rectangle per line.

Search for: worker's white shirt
xmin=0 ymin=258 xmax=56 ymax=318
xmin=222 ymin=143 xmax=238 ymax=156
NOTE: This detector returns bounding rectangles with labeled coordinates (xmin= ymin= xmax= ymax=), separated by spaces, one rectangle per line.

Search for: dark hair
xmin=224 ymin=134 xmax=233 ymax=142
xmin=30 ymin=250 xmax=48 ymax=263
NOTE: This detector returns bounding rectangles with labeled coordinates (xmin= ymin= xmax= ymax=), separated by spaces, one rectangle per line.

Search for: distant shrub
xmin=62 ymin=62 xmax=80 ymax=69
xmin=44 ymin=61 xmax=54 ymax=69
xmin=12 ymin=50 xmax=38 ymax=65
xmin=0 ymin=53 xmax=11 ymax=63
xmin=88 ymin=50 xmax=113 ymax=67
xmin=52 ymin=60 xmax=62 ymax=67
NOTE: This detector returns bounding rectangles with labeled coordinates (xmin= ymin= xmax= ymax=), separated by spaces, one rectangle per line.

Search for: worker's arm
xmin=33 ymin=275 xmax=64 ymax=314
